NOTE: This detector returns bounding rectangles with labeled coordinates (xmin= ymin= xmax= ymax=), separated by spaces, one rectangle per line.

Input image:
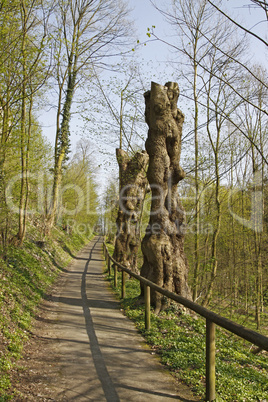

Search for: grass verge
xmin=0 ymin=226 xmax=94 ymax=400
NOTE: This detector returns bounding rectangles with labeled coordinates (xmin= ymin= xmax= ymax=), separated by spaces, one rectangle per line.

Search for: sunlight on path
xmin=45 ymin=237 xmax=200 ymax=401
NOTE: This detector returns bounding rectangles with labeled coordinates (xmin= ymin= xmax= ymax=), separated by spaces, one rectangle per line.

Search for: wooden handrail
xmin=103 ymin=243 xmax=268 ymax=401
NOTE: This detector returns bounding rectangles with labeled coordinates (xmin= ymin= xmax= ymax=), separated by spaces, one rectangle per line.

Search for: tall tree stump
xmin=140 ymin=81 xmax=192 ymax=313
xmin=113 ymin=149 xmax=148 ymax=273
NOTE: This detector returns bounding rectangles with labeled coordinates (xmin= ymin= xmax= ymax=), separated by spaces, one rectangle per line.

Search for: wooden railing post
xmin=206 ymin=319 xmax=216 ymax=401
xmin=114 ymin=264 xmax=118 ymax=288
xmin=144 ymin=285 xmax=151 ymax=331
xmin=121 ymin=270 xmax=126 ymax=299
xmin=103 ymin=244 xmax=106 ymax=258
xmin=108 ymin=257 xmax=111 ymax=276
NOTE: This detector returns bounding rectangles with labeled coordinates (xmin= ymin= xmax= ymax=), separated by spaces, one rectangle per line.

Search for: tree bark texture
xmin=113 ymin=148 xmax=148 ymax=274
xmin=140 ymin=81 xmax=192 ymax=312
xmin=44 ymin=71 xmax=76 ymax=235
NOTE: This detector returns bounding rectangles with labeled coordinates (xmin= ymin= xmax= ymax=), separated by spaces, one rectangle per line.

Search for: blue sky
xmin=129 ymin=0 xmax=267 ymax=68
xmin=40 ymin=0 xmax=267 ymax=144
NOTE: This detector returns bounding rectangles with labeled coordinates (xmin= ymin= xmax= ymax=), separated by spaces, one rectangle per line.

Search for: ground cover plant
xmin=104 ymin=246 xmax=268 ymax=401
xmin=0 ymin=226 xmax=93 ymax=400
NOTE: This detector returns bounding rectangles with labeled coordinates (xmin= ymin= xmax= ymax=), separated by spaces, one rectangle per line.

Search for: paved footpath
xmin=36 ymin=236 xmax=200 ymax=401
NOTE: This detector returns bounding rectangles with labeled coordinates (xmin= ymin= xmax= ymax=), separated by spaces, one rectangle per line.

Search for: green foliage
xmin=182 ymin=174 xmax=268 ymax=327
xmin=61 ymin=139 xmax=99 ymax=234
xmin=104 ymin=255 xmax=268 ymax=401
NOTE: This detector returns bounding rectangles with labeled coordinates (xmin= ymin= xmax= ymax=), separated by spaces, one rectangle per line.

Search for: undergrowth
xmin=0 ymin=225 xmax=93 ymax=400
xmin=104 ymin=245 xmax=268 ymax=402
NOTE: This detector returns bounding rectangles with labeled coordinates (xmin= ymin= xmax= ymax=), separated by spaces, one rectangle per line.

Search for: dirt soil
xmin=10 ymin=275 xmax=67 ymax=401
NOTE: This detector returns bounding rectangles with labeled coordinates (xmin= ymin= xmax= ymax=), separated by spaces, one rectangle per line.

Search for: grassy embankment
xmin=0 ymin=225 xmax=94 ymax=400
xmin=104 ymin=242 xmax=268 ymax=402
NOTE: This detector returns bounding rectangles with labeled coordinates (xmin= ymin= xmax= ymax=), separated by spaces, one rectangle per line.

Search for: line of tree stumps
xmin=112 ymin=81 xmax=192 ymax=313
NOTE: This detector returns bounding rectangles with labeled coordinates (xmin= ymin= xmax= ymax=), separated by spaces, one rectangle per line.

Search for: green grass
xmin=0 ymin=225 xmax=94 ymax=399
xmin=103 ymin=248 xmax=268 ymax=401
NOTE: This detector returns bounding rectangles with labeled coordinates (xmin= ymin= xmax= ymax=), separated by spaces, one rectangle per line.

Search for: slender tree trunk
xmin=247 ymin=89 xmax=264 ymax=329
xmin=45 ymin=71 xmax=77 ymax=235
xmin=140 ymin=82 xmax=192 ymax=313
xmin=252 ymin=170 xmax=262 ymax=329
xmin=17 ymin=96 xmax=27 ymax=244
xmin=203 ymin=158 xmax=221 ymax=306
xmin=242 ymin=189 xmax=249 ymax=313
xmin=0 ymin=90 xmax=11 ymax=231
xmin=229 ymin=142 xmax=237 ymax=309
xmin=258 ymin=99 xmax=265 ymax=315
xmin=17 ymin=1 xmax=27 ymax=245
xmin=21 ymin=90 xmax=33 ymax=242
xmin=202 ymin=84 xmax=222 ymax=306
xmin=193 ymin=56 xmax=200 ymax=301
xmin=0 ymin=101 xmax=10 ymax=251
xmin=119 ymin=91 xmax=123 ymax=150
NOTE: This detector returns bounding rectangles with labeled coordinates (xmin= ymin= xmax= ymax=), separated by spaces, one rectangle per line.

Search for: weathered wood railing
xmin=103 ymin=243 xmax=268 ymax=402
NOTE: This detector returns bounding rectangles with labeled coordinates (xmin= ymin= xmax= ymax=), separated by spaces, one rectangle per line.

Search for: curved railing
xmin=103 ymin=242 xmax=268 ymax=402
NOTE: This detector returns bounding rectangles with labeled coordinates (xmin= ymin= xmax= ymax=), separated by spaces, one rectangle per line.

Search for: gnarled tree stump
xmin=140 ymin=81 xmax=192 ymax=313
xmin=113 ymin=148 xmax=148 ymax=273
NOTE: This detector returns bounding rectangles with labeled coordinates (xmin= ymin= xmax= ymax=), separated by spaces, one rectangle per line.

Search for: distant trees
xmin=0 ymin=0 xmax=51 ymax=247
xmin=151 ymin=0 xmax=267 ymax=160
xmin=16 ymin=0 xmax=51 ymax=245
xmin=1 ymin=0 xmax=267 ymax=329
xmin=60 ymin=139 xmax=98 ymax=235
xmin=81 ymin=59 xmax=147 ymax=156
xmin=151 ymin=0 xmax=248 ymax=303
xmin=102 ymin=178 xmax=118 ymax=242
xmin=45 ymin=0 xmax=132 ymax=234
xmin=81 ymin=59 xmax=150 ymax=272
xmin=148 ymin=0 xmax=267 ymax=325
xmin=1 ymin=0 xmax=130 ymax=248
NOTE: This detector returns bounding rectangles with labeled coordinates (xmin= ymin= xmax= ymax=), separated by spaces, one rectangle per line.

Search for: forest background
xmin=0 ymin=0 xmax=267 ymax=333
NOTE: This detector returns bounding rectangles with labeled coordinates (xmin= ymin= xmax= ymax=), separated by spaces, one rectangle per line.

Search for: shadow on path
xmin=81 ymin=237 xmax=120 ymax=402
xmin=116 ymin=384 xmax=197 ymax=402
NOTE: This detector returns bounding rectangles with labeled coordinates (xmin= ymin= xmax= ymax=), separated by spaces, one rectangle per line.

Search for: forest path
xmin=15 ymin=236 xmax=200 ymax=401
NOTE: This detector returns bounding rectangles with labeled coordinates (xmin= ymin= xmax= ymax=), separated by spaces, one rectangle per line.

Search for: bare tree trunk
xmin=17 ymin=1 xmax=27 ymax=245
xmin=113 ymin=148 xmax=148 ymax=273
xmin=140 ymin=81 xmax=192 ymax=313
xmin=0 ymin=99 xmax=10 ymax=252
xmin=193 ymin=54 xmax=201 ymax=302
xmin=202 ymin=163 xmax=221 ymax=306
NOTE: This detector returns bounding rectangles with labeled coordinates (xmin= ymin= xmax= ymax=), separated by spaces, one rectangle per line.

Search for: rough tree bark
xmin=140 ymin=81 xmax=192 ymax=313
xmin=113 ymin=148 xmax=148 ymax=274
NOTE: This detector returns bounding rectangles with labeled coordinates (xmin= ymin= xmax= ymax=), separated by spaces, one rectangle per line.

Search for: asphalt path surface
xmin=22 ymin=236 xmax=200 ymax=401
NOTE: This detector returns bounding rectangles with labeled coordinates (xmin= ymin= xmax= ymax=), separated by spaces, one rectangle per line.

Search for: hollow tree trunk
xmin=113 ymin=148 xmax=148 ymax=273
xmin=140 ymin=81 xmax=192 ymax=313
